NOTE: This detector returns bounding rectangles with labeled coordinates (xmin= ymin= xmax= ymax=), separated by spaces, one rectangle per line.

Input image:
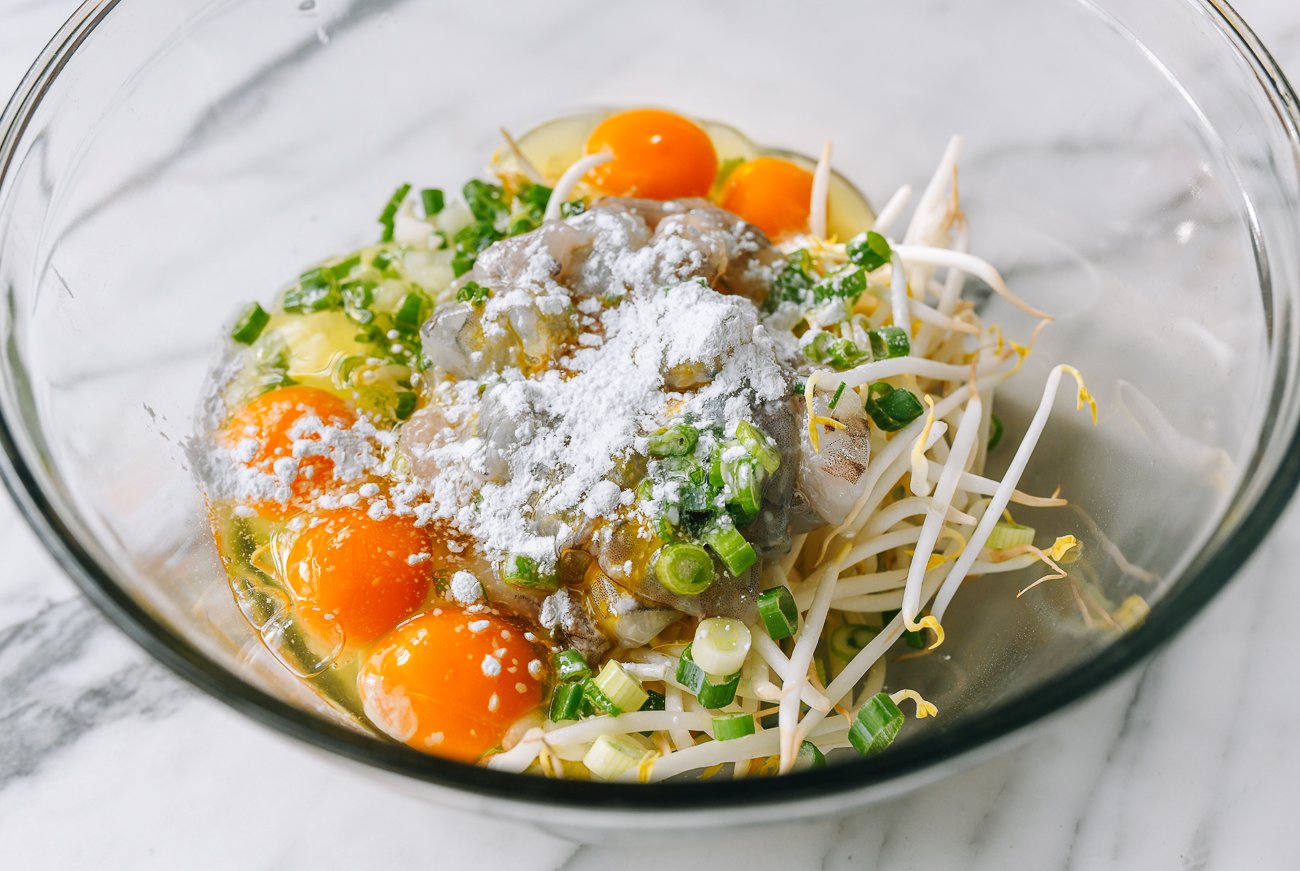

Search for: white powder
xmin=195 ymin=201 xmax=791 ymax=580
xmin=467 ymin=619 xmax=491 ymax=634
xmin=449 ymin=570 xmax=484 ymax=604
xmin=481 ymin=654 xmax=502 ymax=677
xmin=390 ymin=206 xmax=791 ymax=571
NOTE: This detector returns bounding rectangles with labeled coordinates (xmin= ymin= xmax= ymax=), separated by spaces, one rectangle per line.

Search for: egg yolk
xmin=717 ymin=156 xmax=814 ymax=239
xmin=584 ymin=108 xmax=718 ymax=200
xmin=286 ymin=508 xmax=433 ymax=648
xmin=222 ymin=385 xmax=356 ymax=517
xmin=358 ymin=608 xmax=549 ymax=762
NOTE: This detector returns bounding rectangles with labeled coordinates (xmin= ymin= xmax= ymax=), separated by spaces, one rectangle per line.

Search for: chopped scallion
xmin=865 ymin=383 xmax=925 ymax=431
xmin=329 ymin=255 xmax=361 ymax=280
xmin=462 ymin=179 xmax=507 ymax=223
xmin=812 ymin=266 xmax=867 ymax=304
xmin=703 ymin=520 xmax=757 ymax=576
xmin=283 ymin=281 xmax=342 ymax=314
xmin=675 ymin=644 xmax=741 ymax=709
xmin=582 ymin=676 xmax=623 ymax=716
xmin=394 ymin=391 xmax=418 ymax=421
xmin=691 ymin=617 xmax=752 ymax=676
xmin=988 ymin=414 xmax=1004 ymax=451
xmin=583 ymin=734 xmax=650 ymax=781
xmin=733 ymin=420 xmax=780 ymax=474
xmin=712 ymin=712 xmax=756 ymax=741
xmin=455 ymin=281 xmax=491 ymax=305
xmin=987 ymin=521 xmax=1035 ymax=550
xmin=230 ymin=302 xmax=270 ymax=344
xmin=592 ymin=661 xmax=649 ymax=714
xmin=559 ymin=199 xmax=586 ymax=219
xmin=554 ymin=649 xmax=592 ymax=682
xmin=549 ymin=682 xmax=583 ymax=721
xmin=848 ymin=692 xmax=905 ymax=756
xmin=501 ymin=554 xmax=558 ymax=592
xmin=420 ymin=187 xmax=445 ymax=216
xmin=757 ymin=586 xmax=799 ymax=640
xmin=647 ymin=422 xmax=698 ymax=458
xmin=846 ymin=230 xmax=892 ymax=272
xmin=827 ymin=381 xmax=847 ymax=411
xmin=394 ymin=292 xmax=428 ymax=334
xmin=378 ymin=182 xmax=411 ymax=241
xmin=653 ymin=542 xmax=714 ymax=596
xmin=868 ymin=325 xmax=910 ymax=359
xmin=723 ymin=456 xmax=763 ymax=521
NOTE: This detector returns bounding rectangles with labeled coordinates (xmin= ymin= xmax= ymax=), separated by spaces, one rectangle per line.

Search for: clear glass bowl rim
xmin=1 ymin=0 xmax=1298 ymax=813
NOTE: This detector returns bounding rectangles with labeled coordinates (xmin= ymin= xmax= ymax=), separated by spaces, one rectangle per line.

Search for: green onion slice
xmin=733 ymin=420 xmax=781 ymax=474
xmin=703 ymin=520 xmax=758 ymax=576
xmin=987 ymin=414 xmax=1004 ymax=451
xmin=712 ymin=712 xmax=756 ymax=741
xmin=455 ymin=281 xmax=491 ymax=305
xmin=420 ymin=187 xmax=445 ymax=216
xmin=675 ymin=644 xmax=741 ymax=709
xmin=592 ymin=661 xmax=649 ymax=714
xmin=848 ymin=692 xmax=905 ymax=756
xmin=647 ymin=422 xmax=698 ymax=458
xmin=394 ymin=292 xmax=428 ymax=334
xmin=827 ymin=381 xmax=847 ymax=411
xmin=846 ymin=230 xmax=892 ymax=272
xmin=230 ymin=302 xmax=270 ymax=344
xmin=394 ymin=391 xmax=418 ymax=421
xmin=583 ymin=734 xmax=650 ymax=781
xmin=868 ymin=326 xmax=910 ymax=359
xmin=812 ymin=266 xmax=867 ymax=304
xmin=549 ymin=682 xmax=583 ymax=722
xmin=582 ymin=677 xmax=623 ymax=716
xmin=554 ymin=649 xmax=592 ymax=682
xmin=653 ymin=543 xmax=715 ymax=596
xmin=329 ymin=255 xmax=361 ymax=280
xmin=691 ymin=617 xmax=752 ymax=676
xmin=501 ymin=554 xmax=558 ymax=592
xmin=987 ymin=521 xmax=1035 ymax=550
xmin=865 ymin=383 xmax=925 ymax=431
xmin=640 ymin=689 xmax=666 ymax=712
xmin=724 ymin=456 xmax=763 ymax=520
xmin=757 ymin=586 xmax=799 ymax=640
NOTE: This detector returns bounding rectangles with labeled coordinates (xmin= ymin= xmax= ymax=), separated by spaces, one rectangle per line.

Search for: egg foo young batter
xmin=190 ymin=108 xmax=1106 ymax=780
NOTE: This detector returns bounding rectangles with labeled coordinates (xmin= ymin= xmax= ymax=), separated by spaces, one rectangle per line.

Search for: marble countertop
xmin=4 ymin=1 xmax=1300 ymax=868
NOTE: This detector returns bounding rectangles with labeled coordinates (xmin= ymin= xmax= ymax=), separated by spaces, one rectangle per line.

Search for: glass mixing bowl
xmin=1 ymin=0 xmax=1298 ymax=830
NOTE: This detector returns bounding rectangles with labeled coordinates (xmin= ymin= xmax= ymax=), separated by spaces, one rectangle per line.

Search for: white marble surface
xmin=3 ymin=1 xmax=1300 ymax=868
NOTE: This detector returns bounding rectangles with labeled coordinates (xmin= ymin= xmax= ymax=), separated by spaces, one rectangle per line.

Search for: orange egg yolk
xmin=286 ymin=508 xmax=433 ymax=648
xmin=584 ymin=108 xmax=718 ymax=200
xmin=717 ymin=156 xmax=814 ymax=239
xmin=222 ymin=385 xmax=356 ymax=517
xmin=358 ymin=608 xmax=549 ymax=762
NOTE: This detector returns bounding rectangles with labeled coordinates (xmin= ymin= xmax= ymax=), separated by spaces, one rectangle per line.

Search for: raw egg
xmin=358 ymin=608 xmax=549 ymax=761
xmin=222 ymin=385 xmax=356 ymax=517
xmin=286 ymin=508 xmax=433 ymax=648
xmin=584 ymin=108 xmax=718 ymax=200
xmin=718 ymin=156 xmax=815 ymax=239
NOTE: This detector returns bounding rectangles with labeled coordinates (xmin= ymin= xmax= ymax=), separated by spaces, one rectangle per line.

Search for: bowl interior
xmin=2 ymin=0 xmax=1299 ymax=821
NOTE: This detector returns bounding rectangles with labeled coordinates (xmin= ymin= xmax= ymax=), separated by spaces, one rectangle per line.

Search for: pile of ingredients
xmin=190 ymin=107 xmax=1101 ymax=781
